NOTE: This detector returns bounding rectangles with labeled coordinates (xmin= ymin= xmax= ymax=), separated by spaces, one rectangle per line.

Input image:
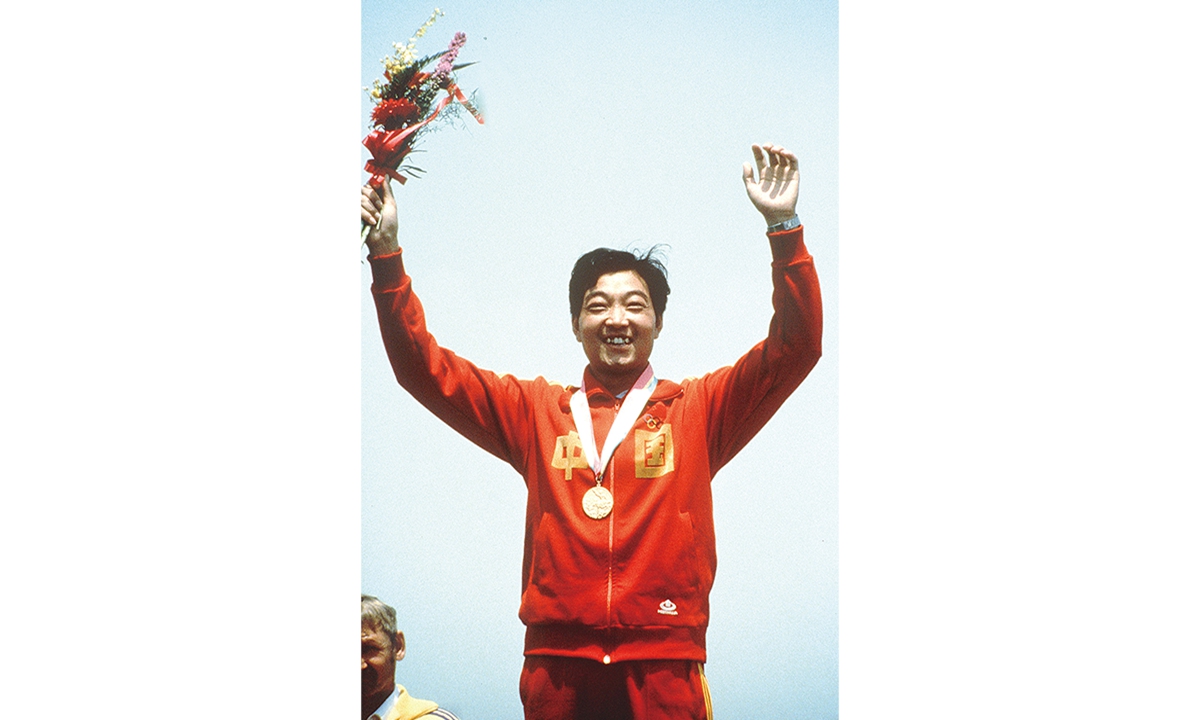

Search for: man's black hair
xmin=569 ymin=246 xmax=670 ymax=319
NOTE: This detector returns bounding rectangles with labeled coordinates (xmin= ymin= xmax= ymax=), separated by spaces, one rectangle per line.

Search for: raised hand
xmin=742 ymin=143 xmax=799 ymax=226
xmin=361 ymin=178 xmax=400 ymax=255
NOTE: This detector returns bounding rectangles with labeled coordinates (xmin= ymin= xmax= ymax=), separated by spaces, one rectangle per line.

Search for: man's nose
xmin=605 ymin=307 xmax=628 ymax=325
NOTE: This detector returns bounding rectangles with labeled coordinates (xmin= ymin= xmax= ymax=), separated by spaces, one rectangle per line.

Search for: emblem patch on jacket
xmin=550 ymin=431 xmax=589 ymax=481
xmin=657 ymin=599 xmax=679 ymax=615
xmin=634 ymin=425 xmax=674 ymax=478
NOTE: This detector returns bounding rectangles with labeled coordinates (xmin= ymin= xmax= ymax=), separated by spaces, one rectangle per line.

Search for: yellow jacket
xmin=380 ymin=685 xmax=459 ymax=720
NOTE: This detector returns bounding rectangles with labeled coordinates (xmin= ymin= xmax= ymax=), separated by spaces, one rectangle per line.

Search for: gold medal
xmin=570 ymin=365 xmax=656 ymax=523
xmin=582 ymin=484 xmax=613 ymax=520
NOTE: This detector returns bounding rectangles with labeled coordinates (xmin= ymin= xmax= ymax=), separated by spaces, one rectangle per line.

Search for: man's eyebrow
xmin=584 ymin=288 xmax=649 ymax=300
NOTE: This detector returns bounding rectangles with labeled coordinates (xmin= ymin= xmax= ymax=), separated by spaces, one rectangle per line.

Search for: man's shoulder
xmin=500 ymin=374 xmax=578 ymax=411
xmin=538 ymin=376 xmax=578 ymax=393
xmin=650 ymin=376 xmax=687 ymax=401
xmin=385 ymin=685 xmax=443 ymax=720
xmin=385 ymin=699 xmax=460 ymax=720
xmin=498 ymin=373 xmax=575 ymax=392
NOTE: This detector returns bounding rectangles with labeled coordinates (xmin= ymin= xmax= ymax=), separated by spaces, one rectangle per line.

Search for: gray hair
xmin=361 ymin=594 xmax=398 ymax=641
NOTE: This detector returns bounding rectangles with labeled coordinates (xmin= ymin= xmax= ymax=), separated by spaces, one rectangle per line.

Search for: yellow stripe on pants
xmin=697 ymin=662 xmax=713 ymax=720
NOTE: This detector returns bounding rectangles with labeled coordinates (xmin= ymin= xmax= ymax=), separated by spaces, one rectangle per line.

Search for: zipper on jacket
xmin=604 ymin=463 xmax=615 ymax=626
xmin=598 ymin=394 xmax=620 ymax=629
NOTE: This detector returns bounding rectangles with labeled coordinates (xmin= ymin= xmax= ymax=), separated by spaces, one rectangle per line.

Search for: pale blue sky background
xmin=5 ymin=2 xmax=1199 ymax=718
xmin=360 ymin=2 xmax=839 ymax=717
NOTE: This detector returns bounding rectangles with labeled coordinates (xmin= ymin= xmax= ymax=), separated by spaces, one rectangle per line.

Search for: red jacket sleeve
xmin=368 ymin=249 xmax=535 ymax=469
xmin=694 ymin=225 xmax=823 ymax=473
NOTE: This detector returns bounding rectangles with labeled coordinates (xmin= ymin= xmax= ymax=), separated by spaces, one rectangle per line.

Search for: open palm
xmin=742 ymin=144 xmax=799 ymax=225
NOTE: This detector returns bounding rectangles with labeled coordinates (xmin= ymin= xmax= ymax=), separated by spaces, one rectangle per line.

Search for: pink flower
xmin=433 ymin=32 xmax=467 ymax=83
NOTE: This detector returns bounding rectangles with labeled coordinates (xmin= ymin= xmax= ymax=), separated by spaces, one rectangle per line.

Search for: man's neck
xmin=587 ymin=365 xmax=646 ymax=398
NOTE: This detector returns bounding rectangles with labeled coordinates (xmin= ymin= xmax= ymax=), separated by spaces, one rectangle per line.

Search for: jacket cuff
xmin=368 ymin=249 xmax=407 ymax=292
xmin=767 ymin=225 xmax=808 ymax=264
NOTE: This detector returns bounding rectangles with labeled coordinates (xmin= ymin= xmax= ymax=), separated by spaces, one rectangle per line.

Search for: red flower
xmin=371 ymin=98 xmax=420 ymax=129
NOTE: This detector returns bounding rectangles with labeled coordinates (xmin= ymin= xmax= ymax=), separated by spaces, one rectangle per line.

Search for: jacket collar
xmin=578 ymin=366 xmax=682 ymax=403
xmin=379 ymin=685 xmax=439 ymax=720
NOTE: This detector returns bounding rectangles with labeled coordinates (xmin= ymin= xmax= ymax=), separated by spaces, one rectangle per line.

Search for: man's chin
xmin=597 ymin=353 xmax=644 ymax=371
xmin=362 ymin=677 xmax=385 ymax=704
xmin=590 ymin=363 xmax=650 ymax=393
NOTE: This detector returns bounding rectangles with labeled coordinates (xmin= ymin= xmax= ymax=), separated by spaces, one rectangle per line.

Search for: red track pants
xmin=519 ymin=656 xmax=713 ymax=720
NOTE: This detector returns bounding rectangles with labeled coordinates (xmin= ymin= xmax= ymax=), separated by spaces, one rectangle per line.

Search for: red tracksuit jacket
xmin=369 ymin=226 xmax=821 ymax=663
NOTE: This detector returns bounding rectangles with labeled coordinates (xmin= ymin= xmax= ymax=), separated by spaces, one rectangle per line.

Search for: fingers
xmin=360 ymin=177 xmax=401 ymax=253
xmin=751 ymin=144 xmax=767 ymax=182
xmin=361 ymin=184 xmax=383 ymax=226
xmin=774 ymin=146 xmax=797 ymax=176
xmin=378 ymin=175 xmax=395 ymax=205
xmin=745 ymin=143 xmax=800 ymax=221
xmin=757 ymin=144 xmax=797 ymax=178
xmin=746 ymin=143 xmax=803 ymax=190
xmin=361 ymin=177 xmax=397 ymax=228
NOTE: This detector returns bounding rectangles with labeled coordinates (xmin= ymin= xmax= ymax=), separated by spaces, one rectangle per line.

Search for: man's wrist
xmin=766 ymin=214 xmax=801 ymax=233
xmin=364 ymin=227 xmax=401 ymax=258
xmin=366 ymin=241 xmax=401 ymax=260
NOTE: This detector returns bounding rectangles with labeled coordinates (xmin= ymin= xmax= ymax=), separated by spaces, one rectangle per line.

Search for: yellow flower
xmin=373 ymin=9 xmax=447 ymax=80
xmin=413 ymin=8 xmax=443 ymax=40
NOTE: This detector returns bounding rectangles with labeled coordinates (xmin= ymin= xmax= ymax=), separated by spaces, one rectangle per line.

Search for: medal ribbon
xmin=569 ymin=364 xmax=657 ymax=481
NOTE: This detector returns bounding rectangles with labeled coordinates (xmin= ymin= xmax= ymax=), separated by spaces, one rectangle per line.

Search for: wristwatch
xmin=766 ymin=215 xmax=801 ymax=233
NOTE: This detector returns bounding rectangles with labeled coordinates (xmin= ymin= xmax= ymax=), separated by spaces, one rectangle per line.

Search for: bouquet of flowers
xmin=362 ymin=8 xmax=483 ymax=188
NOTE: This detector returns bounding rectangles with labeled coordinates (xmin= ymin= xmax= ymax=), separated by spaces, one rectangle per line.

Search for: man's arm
xmin=702 ymin=143 xmax=822 ymax=472
xmin=361 ymin=178 xmax=535 ymax=468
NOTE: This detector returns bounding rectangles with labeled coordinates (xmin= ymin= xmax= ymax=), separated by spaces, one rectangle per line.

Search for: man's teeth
xmin=606 ymin=337 xmax=631 ymax=345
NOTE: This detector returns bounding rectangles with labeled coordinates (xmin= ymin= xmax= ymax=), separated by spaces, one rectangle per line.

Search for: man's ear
xmin=654 ymin=313 xmax=664 ymax=339
xmin=393 ymin=631 xmax=406 ymax=662
xmin=571 ymin=314 xmax=582 ymax=342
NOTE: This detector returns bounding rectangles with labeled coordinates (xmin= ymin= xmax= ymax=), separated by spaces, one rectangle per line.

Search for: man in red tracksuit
xmin=361 ymin=143 xmax=822 ymax=720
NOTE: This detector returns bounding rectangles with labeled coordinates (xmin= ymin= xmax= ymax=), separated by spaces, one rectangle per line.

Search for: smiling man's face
xmin=572 ymin=270 xmax=662 ymax=392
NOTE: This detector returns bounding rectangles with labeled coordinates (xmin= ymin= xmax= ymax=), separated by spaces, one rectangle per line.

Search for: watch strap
xmin=766 ymin=215 xmax=801 ymax=233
